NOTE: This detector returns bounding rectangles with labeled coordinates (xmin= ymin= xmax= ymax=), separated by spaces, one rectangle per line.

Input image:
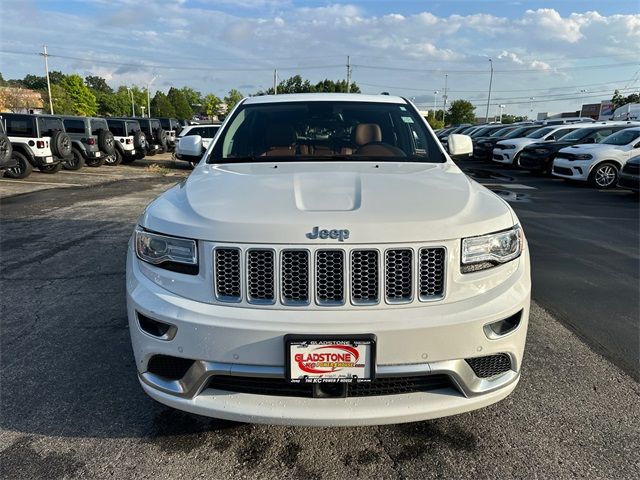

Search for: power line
xmin=353 ymin=61 xmax=638 ymax=74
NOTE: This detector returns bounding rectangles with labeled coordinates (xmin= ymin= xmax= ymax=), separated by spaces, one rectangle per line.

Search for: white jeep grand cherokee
xmin=126 ymin=93 xmax=530 ymax=426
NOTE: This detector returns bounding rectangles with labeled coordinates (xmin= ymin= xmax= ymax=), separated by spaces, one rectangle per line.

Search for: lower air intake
xmin=465 ymin=354 xmax=512 ymax=378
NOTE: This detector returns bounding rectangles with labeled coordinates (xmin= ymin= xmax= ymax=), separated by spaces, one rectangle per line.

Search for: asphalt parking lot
xmin=1 ymin=155 xmax=639 ymax=479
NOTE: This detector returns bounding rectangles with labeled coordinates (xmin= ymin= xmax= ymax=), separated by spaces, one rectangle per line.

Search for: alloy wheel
xmin=594 ymin=165 xmax=616 ymax=187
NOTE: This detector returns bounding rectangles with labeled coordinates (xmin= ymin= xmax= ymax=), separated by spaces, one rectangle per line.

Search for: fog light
xmin=483 ymin=310 xmax=522 ymax=339
xmin=137 ymin=312 xmax=177 ymax=340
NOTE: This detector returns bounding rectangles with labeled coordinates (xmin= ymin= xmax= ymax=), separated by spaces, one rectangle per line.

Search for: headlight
xmin=461 ymin=225 xmax=523 ymax=273
xmin=135 ymin=227 xmax=198 ymax=274
xmin=534 ymin=148 xmax=549 ymax=154
xmin=571 ymin=154 xmax=592 ymax=160
xmin=503 ymin=144 xmax=516 ymax=149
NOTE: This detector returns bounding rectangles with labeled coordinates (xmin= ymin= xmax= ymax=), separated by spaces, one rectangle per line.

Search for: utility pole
xmin=346 ymin=55 xmax=352 ymax=93
xmin=40 ymin=45 xmax=54 ymax=114
xmin=127 ymin=87 xmax=135 ymax=116
xmin=442 ymin=74 xmax=448 ymax=124
xmin=485 ymin=58 xmax=493 ymax=123
xmin=273 ymin=69 xmax=277 ymax=95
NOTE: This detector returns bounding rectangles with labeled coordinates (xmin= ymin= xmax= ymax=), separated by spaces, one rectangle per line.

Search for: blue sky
xmin=1 ymin=0 xmax=639 ymax=116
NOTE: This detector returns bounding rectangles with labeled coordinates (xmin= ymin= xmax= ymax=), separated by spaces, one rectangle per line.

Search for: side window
xmin=126 ymin=122 xmax=141 ymax=134
xmin=6 ymin=117 xmax=35 ymax=137
xmin=205 ymin=127 xmax=219 ymax=138
xmin=186 ymin=127 xmax=203 ymax=137
xmin=63 ymin=119 xmax=86 ymax=134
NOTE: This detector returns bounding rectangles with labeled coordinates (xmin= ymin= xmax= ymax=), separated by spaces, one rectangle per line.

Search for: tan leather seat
xmin=264 ymin=124 xmax=297 ymax=156
xmin=355 ymin=123 xmax=382 ymax=146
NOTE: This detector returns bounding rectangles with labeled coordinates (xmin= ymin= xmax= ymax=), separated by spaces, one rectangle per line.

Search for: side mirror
xmin=448 ymin=134 xmax=473 ymax=159
xmin=179 ymin=135 xmax=203 ymax=156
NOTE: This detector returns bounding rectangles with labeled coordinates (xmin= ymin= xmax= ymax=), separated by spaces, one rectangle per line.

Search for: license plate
xmin=285 ymin=335 xmax=375 ymax=384
xmin=45 ymin=156 xmax=53 ymax=163
xmin=95 ymin=152 xmax=101 ymax=157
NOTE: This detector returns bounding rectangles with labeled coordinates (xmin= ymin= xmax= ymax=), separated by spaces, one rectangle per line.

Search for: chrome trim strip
xmin=140 ymin=356 xmax=519 ymax=400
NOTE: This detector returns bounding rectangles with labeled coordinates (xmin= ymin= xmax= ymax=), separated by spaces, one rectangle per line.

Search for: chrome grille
xmin=247 ymin=249 xmax=275 ymax=303
xmin=214 ymin=248 xmax=241 ymax=301
xmin=212 ymin=245 xmax=446 ymax=307
xmin=316 ymin=250 xmax=345 ymax=305
xmin=351 ymin=250 xmax=379 ymax=304
xmin=385 ymin=249 xmax=413 ymax=303
xmin=281 ymin=250 xmax=310 ymax=305
xmin=419 ymin=248 xmax=445 ymax=300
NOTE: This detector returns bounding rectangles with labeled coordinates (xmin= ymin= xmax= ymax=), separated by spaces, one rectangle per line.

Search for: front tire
xmin=63 ymin=149 xmax=84 ymax=171
xmin=4 ymin=151 xmax=33 ymax=179
xmin=39 ymin=163 xmax=63 ymax=174
xmin=104 ymin=149 xmax=123 ymax=166
xmin=589 ymin=162 xmax=619 ymax=189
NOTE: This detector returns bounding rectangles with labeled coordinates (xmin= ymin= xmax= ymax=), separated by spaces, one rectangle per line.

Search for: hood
xmin=497 ymin=138 xmax=536 ymax=147
xmin=140 ymin=161 xmax=515 ymax=244
xmin=561 ymin=143 xmax=621 ymax=153
xmin=527 ymin=141 xmax=570 ymax=150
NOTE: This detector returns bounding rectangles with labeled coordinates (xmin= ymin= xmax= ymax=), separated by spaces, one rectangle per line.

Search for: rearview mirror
xmin=179 ymin=135 xmax=203 ymax=156
xmin=448 ymin=134 xmax=473 ymax=159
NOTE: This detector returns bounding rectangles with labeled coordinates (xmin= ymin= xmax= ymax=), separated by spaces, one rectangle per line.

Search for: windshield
xmin=527 ymin=126 xmax=555 ymax=139
xmin=601 ymin=129 xmax=640 ymax=146
xmin=488 ymin=127 xmax=512 ymax=137
xmin=209 ymin=100 xmax=442 ymax=163
xmin=560 ymin=128 xmax=596 ymax=141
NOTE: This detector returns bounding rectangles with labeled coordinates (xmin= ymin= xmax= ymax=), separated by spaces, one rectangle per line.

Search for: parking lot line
xmin=0 ymin=179 xmax=82 ymax=187
xmin=59 ymin=171 xmax=129 ymax=177
xmin=481 ymin=183 xmax=537 ymax=190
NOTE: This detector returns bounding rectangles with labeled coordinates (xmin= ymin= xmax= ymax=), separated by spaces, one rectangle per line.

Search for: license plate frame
xmin=285 ymin=334 xmax=376 ymax=384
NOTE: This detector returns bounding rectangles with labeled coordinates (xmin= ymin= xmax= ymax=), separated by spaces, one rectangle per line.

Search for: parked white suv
xmin=173 ymin=124 xmax=220 ymax=167
xmin=552 ymin=127 xmax=640 ymax=188
xmin=493 ymin=124 xmax=585 ymax=165
xmin=126 ymin=93 xmax=531 ymax=426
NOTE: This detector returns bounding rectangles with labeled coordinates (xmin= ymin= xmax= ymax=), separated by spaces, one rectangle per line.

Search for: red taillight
xmin=88 ymin=138 xmax=96 ymax=145
xmin=37 ymin=140 xmax=45 ymax=149
xmin=126 ymin=138 xmax=133 ymax=144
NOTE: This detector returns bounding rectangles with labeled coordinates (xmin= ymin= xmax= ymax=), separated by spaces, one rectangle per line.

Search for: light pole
xmin=433 ymin=90 xmax=438 ymax=115
xmin=485 ymin=58 xmax=493 ymax=123
xmin=579 ymin=89 xmax=587 ymax=114
xmin=442 ymin=74 xmax=448 ymax=124
xmin=147 ymin=75 xmax=158 ymax=118
xmin=529 ymin=97 xmax=535 ymax=119
xmin=127 ymin=87 xmax=135 ymax=117
xmin=499 ymin=104 xmax=506 ymax=123
xmin=140 ymin=106 xmax=146 ymax=118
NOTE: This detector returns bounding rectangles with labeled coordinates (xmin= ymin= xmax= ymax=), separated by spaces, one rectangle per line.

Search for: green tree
xmin=180 ymin=87 xmax=202 ymax=108
xmin=500 ymin=114 xmax=528 ymax=125
xmin=43 ymin=83 xmax=73 ymax=114
xmin=612 ymin=89 xmax=640 ymax=110
xmin=60 ymin=74 xmax=98 ymax=116
xmin=0 ymin=72 xmax=5 ymax=86
xmin=21 ymin=74 xmax=48 ymax=90
xmin=314 ymin=78 xmax=360 ymax=93
xmin=202 ymin=94 xmax=223 ymax=120
xmin=85 ymin=75 xmax=113 ymax=94
xmin=425 ymin=111 xmax=444 ymax=129
xmin=224 ymin=89 xmax=244 ymax=112
xmin=151 ymin=91 xmax=176 ymax=117
xmin=167 ymin=87 xmax=193 ymax=119
xmin=48 ymin=71 xmax=66 ymax=85
xmin=447 ymin=99 xmax=476 ymax=125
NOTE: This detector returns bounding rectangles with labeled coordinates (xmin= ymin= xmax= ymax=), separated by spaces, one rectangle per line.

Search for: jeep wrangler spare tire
xmin=133 ymin=131 xmax=146 ymax=151
xmin=155 ymin=128 xmax=168 ymax=151
xmin=98 ymin=129 xmax=115 ymax=155
xmin=51 ymin=131 xmax=72 ymax=158
xmin=0 ymin=132 xmax=12 ymax=164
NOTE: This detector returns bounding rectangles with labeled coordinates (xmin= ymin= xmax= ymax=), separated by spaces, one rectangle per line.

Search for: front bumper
xmin=127 ymin=246 xmax=530 ymax=426
xmin=552 ymin=158 xmax=590 ymax=181
xmin=519 ymin=151 xmax=553 ymax=171
xmin=492 ymin=149 xmax=515 ymax=164
xmin=618 ymin=172 xmax=639 ymax=191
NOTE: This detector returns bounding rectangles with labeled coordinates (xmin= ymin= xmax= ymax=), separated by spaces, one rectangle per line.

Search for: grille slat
xmin=214 ymin=248 xmax=241 ymax=301
xmin=316 ymin=250 xmax=345 ymax=305
xmin=351 ymin=250 xmax=379 ymax=304
xmin=281 ymin=250 xmax=310 ymax=305
xmin=419 ymin=248 xmax=445 ymax=300
xmin=247 ymin=249 xmax=275 ymax=303
xmin=385 ymin=249 xmax=413 ymax=303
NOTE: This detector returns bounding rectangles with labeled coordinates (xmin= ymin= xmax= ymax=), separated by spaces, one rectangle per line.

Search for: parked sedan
xmin=474 ymin=125 xmax=542 ymax=161
xmin=617 ymin=155 xmax=639 ymax=192
xmin=519 ymin=124 xmax=632 ymax=174
xmin=552 ymin=127 xmax=640 ymax=188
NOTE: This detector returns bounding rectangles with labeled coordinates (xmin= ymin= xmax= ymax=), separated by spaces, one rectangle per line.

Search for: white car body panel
xmin=127 ymin=93 xmax=531 ymax=425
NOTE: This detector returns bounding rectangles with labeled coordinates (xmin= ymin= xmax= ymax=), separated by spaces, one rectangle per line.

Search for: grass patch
xmin=145 ymin=163 xmax=172 ymax=176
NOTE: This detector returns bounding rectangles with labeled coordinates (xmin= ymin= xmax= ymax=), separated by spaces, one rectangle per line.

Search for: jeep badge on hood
xmin=306 ymin=226 xmax=350 ymax=241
